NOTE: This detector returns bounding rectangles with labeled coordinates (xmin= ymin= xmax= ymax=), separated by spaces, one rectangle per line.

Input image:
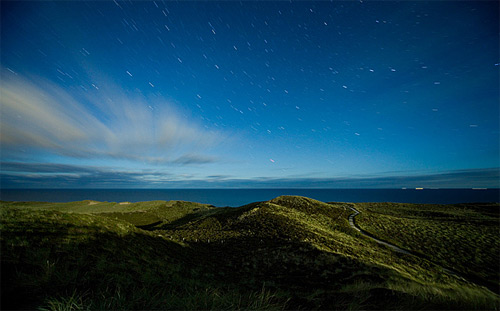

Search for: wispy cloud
xmin=1 ymin=162 xmax=97 ymax=174
xmin=0 ymin=72 xmax=225 ymax=164
xmin=158 ymin=168 xmax=499 ymax=189
xmin=0 ymin=162 xmax=173 ymax=188
xmin=172 ymin=154 xmax=218 ymax=165
xmin=2 ymin=163 xmax=498 ymax=189
xmin=228 ymin=168 xmax=500 ymax=189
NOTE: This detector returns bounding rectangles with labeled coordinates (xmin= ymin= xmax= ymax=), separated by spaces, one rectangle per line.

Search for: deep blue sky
xmin=1 ymin=1 xmax=499 ymax=188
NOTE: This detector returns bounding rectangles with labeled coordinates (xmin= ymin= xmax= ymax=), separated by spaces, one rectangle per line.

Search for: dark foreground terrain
xmin=1 ymin=196 xmax=499 ymax=310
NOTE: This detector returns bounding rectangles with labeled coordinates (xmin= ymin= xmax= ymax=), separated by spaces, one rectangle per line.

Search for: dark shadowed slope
xmin=1 ymin=197 xmax=498 ymax=310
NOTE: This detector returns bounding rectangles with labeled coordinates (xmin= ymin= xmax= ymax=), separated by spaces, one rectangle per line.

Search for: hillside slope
xmin=355 ymin=202 xmax=500 ymax=293
xmin=1 ymin=196 xmax=498 ymax=310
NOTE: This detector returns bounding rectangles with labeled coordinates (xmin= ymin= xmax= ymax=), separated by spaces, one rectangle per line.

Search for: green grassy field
xmin=354 ymin=202 xmax=500 ymax=294
xmin=1 ymin=197 xmax=499 ymax=310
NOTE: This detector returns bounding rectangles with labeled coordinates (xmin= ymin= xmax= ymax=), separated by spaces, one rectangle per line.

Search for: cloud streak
xmin=0 ymin=72 xmax=224 ymax=164
xmin=0 ymin=162 xmax=174 ymax=188
xmin=1 ymin=163 xmax=498 ymax=189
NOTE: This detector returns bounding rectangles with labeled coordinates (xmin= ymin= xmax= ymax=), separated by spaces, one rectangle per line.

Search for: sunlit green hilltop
xmin=1 ymin=196 xmax=499 ymax=310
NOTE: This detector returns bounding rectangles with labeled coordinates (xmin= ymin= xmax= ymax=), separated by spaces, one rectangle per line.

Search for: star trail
xmin=1 ymin=1 xmax=498 ymax=188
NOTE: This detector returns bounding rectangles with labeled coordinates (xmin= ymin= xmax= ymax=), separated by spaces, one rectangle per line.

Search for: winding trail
xmin=347 ymin=206 xmax=412 ymax=255
xmin=346 ymin=206 xmax=480 ymax=285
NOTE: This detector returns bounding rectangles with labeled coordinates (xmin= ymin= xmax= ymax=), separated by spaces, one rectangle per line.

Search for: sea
xmin=0 ymin=188 xmax=498 ymax=207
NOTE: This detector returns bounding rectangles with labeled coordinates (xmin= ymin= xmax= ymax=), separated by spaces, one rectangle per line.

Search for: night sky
xmin=1 ymin=1 xmax=499 ymax=188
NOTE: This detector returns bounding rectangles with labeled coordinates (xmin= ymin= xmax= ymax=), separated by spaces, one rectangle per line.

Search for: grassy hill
xmin=354 ymin=202 xmax=500 ymax=294
xmin=1 ymin=196 xmax=499 ymax=310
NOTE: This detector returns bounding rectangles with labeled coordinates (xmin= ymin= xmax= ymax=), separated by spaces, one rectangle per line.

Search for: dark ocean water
xmin=0 ymin=189 xmax=498 ymax=207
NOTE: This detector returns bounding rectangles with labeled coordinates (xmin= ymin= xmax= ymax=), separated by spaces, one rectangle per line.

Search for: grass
xmin=1 ymin=196 xmax=499 ymax=310
xmin=354 ymin=202 xmax=500 ymax=293
xmin=0 ymin=206 xmax=286 ymax=310
xmin=39 ymin=285 xmax=286 ymax=311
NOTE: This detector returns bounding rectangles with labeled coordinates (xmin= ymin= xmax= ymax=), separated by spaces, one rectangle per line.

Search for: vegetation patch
xmin=1 ymin=196 xmax=498 ymax=310
xmin=355 ymin=202 xmax=500 ymax=293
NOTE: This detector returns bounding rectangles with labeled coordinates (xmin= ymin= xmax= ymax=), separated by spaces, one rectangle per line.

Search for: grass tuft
xmin=1 ymin=198 xmax=499 ymax=310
